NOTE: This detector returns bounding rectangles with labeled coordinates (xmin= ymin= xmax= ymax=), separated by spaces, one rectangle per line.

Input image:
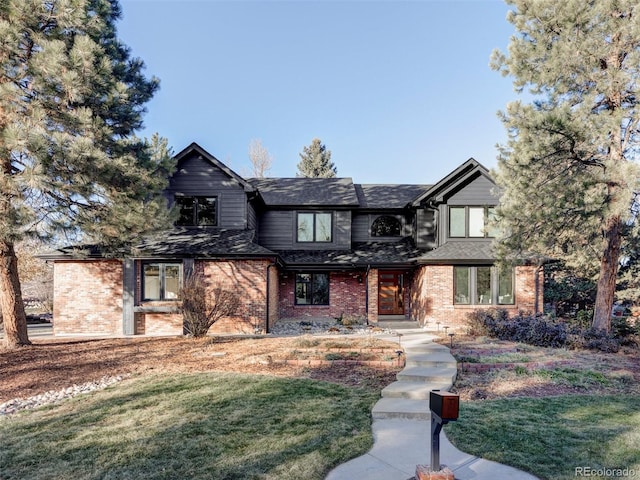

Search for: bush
xmin=465 ymin=308 xmax=509 ymax=336
xmin=464 ymin=309 xmax=640 ymax=351
xmin=582 ymin=327 xmax=620 ymax=353
xmin=495 ymin=314 xmax=568 ymax=348
xmin=611 ymin=317 xmax=639 ymax=345
xmin=180 ymin=274 xmax=240 ymax=337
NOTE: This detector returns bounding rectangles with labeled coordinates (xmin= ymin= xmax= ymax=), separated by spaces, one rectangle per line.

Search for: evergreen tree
xmin=0 ymin=0 xmax=173 ymax=348
xmin=296 ymin=138 xmax=337 ymax=178
xmin=491 ymin=0 xmax=640 ymax=332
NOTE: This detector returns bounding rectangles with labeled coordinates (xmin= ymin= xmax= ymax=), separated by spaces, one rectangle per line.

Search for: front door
xmin=378 ymin=272 xmax=404 ymax=315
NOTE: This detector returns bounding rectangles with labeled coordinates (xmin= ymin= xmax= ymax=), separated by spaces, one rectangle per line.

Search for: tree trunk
xmin=592 ymin=216 xmax=622 ymax=332
xmin=0 ymin=239 xmax=31 ymax=348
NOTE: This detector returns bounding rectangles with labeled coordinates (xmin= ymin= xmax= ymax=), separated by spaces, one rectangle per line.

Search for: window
xmin=449 ymin=207 xmax=466 ymax=238
xmin=453 ymin=266 xmax=514 ymax=305
xmin=448 ymin=206 xmax=496 ymax=238
xmin=176 ymin=196 xmax=217 ymax=226
xmin=297 ymin=212 xmax=332 ymax=242
xmin=371 ymin=215 xmax=402 ymax=237
xmin=143 ymin=263 xmax=182 ymax=300
xmin=295 ymin=273 xmax=329 ymax=305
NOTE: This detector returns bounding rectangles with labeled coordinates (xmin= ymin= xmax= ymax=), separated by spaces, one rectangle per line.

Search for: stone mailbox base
xmin=415 ymin=464 xmax=455 ymax=480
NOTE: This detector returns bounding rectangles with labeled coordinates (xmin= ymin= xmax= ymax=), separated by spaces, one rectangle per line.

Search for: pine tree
xmin=296 ymin=138 xmax=337 ymax=178
xmin=491 ymin=0 xmax=640 ymax=332
xmin=0 ymin=0 xmax=173 ymax=348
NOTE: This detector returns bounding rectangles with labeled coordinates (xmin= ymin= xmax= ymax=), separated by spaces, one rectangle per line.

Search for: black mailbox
xmin=429 ymin=389 xmax=460 ymax=471
xmin=430 ymin=390 xmax=459 ymax=421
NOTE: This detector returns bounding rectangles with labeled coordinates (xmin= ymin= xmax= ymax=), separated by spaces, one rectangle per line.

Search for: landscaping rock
xmin=0 ymin=375 xmax=124 ymax=416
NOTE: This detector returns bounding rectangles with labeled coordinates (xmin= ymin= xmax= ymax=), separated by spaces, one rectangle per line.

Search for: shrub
xmin=180 ymin=274 xmax=240 ymax=337
xmin=582 ymin=328 xmax=620 ymax=353
xmin=611 ymin=317 xmax=639 ymax=346
xmin=465 ymin=308 xmax=509 ymax=336
xmin=465 ymin=309 xmax=640 ymax=352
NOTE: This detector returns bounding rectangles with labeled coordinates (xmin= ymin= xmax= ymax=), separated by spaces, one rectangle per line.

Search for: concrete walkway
xmin=326 ymin=329 xmax=539 ymax=480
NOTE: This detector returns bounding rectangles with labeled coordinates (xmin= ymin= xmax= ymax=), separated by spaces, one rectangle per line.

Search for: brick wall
xmin=53 ymin=260 xmax=123 ymax=335
xmin=411 ymin=264 xmax=542 ymax=329
xmin=201 ymin=259 xmax=270 ymax=334
xmin=367 ymin=269 xmax=379 ymax=323
xmin=267 ymin=264 xmax=279 ymax=331
xmin=278 ymin=271 xmax=367 ymax=320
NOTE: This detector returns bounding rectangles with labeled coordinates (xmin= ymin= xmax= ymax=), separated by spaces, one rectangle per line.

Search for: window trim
xmin=294 ymin=272 xmax=330 ymax=305
xmin=448 ymin=206 xmax=496 ymax=239
xmin=142 ymin=262 xmax=183 ymax=301
xmin=175 ymin=196 xmax=218 ymax=227
xmin=296 ymin=212 xmax=333 ymax=243
xmin=453 ymin=265 xmax=515 ymax=306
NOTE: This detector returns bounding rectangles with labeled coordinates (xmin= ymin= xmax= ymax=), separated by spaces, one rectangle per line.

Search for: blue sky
xmin=117 ymin=0 xmax=517 ymax=183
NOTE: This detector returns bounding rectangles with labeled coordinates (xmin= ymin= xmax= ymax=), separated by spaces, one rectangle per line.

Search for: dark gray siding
xmin=167 ymin=154 xmax=247 ymax=229
xmin=258 ymin=210 xmax=351 ymax=250
xmin=258 ymin=211 xmax=294 ymax=250
xmin=352 ymin=213 xmax=413 ymax=243
xmin=247 ymin=202 xmax=258 ymax=231
xmin=416 ymin=209 xmax=437 ymax=249
xmin=438 ymin=174 xmax=499 ymax=245
xmin=446 ymin=175 xmax=498 ymax=205
xmin=352 ymin=214 xmax=370 ymax=242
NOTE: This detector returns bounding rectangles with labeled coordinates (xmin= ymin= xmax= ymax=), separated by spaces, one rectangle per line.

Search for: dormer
xmin=165 ymin=143 xmax=256 ymax=230
xmin=412 ymin=158 xmax=500 ymax=248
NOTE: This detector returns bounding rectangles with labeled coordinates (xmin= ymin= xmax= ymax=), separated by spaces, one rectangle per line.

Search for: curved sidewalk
xmin=326 ymin=329 xmax=539 ymax=480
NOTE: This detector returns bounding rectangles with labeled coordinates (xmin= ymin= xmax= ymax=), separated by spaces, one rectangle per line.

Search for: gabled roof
xmin=249 ymin=177 xmax=360 ymax=207
xmin=174 ymin=142 xmax=255 ymax=193
xmin=411 ymin=158 xmax=495 ymax=206
xmin=354 ymin=184 xmax=431 ymax=209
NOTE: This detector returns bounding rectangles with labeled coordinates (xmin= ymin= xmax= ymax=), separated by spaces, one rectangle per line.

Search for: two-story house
xmin=48 ymin=143 xmax=542 ymax=336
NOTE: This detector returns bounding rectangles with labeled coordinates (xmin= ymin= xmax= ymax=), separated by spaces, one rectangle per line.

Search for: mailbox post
xmin=429 ymin=390 xmax=459 ymax=471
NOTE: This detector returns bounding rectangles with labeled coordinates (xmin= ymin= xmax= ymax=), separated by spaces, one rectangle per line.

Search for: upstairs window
xmin=176 ymin=196 xmax=217 ymax=226
xmin=297 ymin=212 xmax=332 ymax=242
xmin=143 ymin=262 xmax=182 ymax=301
xmin=371 ymin=215 xmax=402 ymax=237
xmin=449 ymin=206 xmax=496 ymax=238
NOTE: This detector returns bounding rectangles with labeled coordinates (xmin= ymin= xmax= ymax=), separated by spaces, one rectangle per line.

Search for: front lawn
xmin=445 ymin=395 xmax=640 ymax=480
xmin=0 ymin=373 xmax=377 ymax=480
xmin=443 ymin=335 xmax=640 ymax=480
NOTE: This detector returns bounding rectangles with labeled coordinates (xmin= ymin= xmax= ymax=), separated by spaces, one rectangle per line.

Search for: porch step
xmin=376 ymin=320 xmax=420 ymax=330
xmin=404 ymin=352 xmax=457 ymax=369
xmin=381 ymin=381 xmax=452 ymax=400
xmin=397 ymin=366 xmax=457 ymax=384
xmin=372 ymin=397 xmax=431 ymax=420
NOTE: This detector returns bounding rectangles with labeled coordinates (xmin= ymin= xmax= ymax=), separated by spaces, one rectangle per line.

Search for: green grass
xmin=445 ymin=395 xmax=640 ymax=480
xmin=0 ymin=373 xmax=378 ymax=480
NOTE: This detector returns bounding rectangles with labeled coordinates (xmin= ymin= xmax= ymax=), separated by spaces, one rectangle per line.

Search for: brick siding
xmin=53 ymin=260 xmax=123 ymax=336
xmin=410 ymin=265 xmax=542 ymax=330
xmin=278 ymin=271 xmax=367 ymax=320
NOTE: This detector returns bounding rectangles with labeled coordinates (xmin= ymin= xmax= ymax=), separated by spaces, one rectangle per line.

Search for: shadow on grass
xmin=445 ymin=395 xmax=640 ymax=480
xmin=0 ymin=373 xmax=377 ymax=480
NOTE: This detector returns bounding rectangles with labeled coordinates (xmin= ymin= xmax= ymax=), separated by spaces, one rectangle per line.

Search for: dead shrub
xmin=180 ymin=274 xmax=240 ymax=337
